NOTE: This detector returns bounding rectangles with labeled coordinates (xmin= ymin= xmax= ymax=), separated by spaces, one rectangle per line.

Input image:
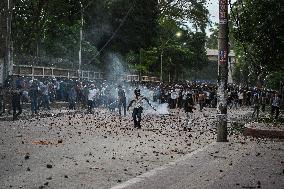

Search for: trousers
xmin=132 ymin=107 xmax=143 ymax=128
xmin=118 ymin=99 xmax=126 ymax=116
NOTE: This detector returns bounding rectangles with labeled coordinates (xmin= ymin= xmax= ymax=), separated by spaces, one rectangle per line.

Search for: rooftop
xmin=206 ymin=49 xmax=235 ymax=57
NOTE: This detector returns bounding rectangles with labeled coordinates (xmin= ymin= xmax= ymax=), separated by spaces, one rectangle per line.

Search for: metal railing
xmin=11 ymin=65 xmax=160 ymax=82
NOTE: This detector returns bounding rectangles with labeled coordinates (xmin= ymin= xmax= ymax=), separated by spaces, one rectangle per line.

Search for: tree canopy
xmin=230 ymin=0 xmax=284 ymax=89
xmin=1 ymin=0 xmax=211 ymax=81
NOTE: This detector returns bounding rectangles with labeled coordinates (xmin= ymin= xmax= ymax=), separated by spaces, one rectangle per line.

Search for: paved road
xmin=1 ymin=106 xmax=282 ymax=189
xmin=112 ymin=140 xmax=284 ymax=189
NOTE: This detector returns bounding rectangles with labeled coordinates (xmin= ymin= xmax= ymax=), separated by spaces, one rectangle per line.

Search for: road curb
xmin=243 ymin=127 xmax=284 ymax=139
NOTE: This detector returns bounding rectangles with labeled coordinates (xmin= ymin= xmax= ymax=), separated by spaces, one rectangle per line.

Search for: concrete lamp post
xmin=160 ymin=31 xmax=182 ymax=82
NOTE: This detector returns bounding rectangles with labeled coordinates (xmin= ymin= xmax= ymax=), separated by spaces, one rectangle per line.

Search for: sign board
xmin=219 ymin=0 xmax=228 ymax=24
xmin=219 ymin=50 xmax=227 ymax=64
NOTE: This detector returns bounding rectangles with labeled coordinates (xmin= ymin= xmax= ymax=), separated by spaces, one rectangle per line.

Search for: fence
xmin=11 ymin=64 xmax=160 ymax=82
xmin=12 ymin=64 xmax=104 ymax=80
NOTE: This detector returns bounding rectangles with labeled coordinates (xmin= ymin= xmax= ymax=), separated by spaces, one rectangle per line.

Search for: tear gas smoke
xmin=105 ymin=53 xmax=170 ymax=115
xmin=105 ymin=53 xmax=129 ymax=81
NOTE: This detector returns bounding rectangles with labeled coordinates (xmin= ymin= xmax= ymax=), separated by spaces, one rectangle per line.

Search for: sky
xmin=206 ymin=0 xmax=236 ymax=36
xmin=207 ymin=0 xmax=219 ymax=24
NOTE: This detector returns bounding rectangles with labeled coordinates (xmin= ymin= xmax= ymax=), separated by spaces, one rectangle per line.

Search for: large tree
xmin=155 ymin=0 xmax=209 ymax=81
xmin=0 ymin=1 xmax=6 ymax=58
xmin=11 ymin=0 xmax=102 ymax=69
xmin=158 ymin=0 xmax=209 ymax=32
xmin=7 ymin=0 xmax=211 ymax=79
xmin=231 ymin=0 xmax=284 ymax=88
xmin=106 ymin=0 xmax=159 ymax=54
xmin=12 ymin=0 xmax=81 ymax=64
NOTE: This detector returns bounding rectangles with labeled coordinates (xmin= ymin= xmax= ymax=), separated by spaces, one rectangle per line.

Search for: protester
xmin=29 ymin=81 xmax=39 ymax=115
xmin=127 ymin=88 xmax=156 ymax=129
xmin=11 ymin=88 xmax=22 ymax=120
xmin=183 ymin=93 xmax=196 ymax=131
xmin=117 ymin=85 xmax=126 ymax=116
xmin=198 ymin=91 xmax=205 ymax=111
xmin=68 ymin=86 xmax=77 ymax=110
xmin=260 ymin=92 xmax=267 ymax=112
xmin=0 ymin=75 xmax=282 ymax=124
xmin=252 ymin=92 xmax=260 ymax=119
xmin=238 ymin=90 xmax=244 ymax=107
xmin=2 ymin=84 xmax=12 ymax=114
xmin=40 ymin=81 xmax=51 ymax=110
xmin=271 ymin=92 xmax=281 ymax=120
xmin=87 ymin=84 xmax=96 ymax=113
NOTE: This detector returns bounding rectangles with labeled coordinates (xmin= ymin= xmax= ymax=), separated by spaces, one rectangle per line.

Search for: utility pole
xmin=160 ymin=52 xmax=163 ymax=81
xmin=3 ymin=0 xmax=12 ymax=83
xmin=160 ymin=32 xmax=182 ymax=82
xmin=78 ymin=1 xmax=83 ymax=79
xmin=0 ymin=3 xmax=5 ymax=85
xmin=217 ymin=0 xmax=229 ymax=142
xmin=139 ymin=48 xmax=142 ymax=81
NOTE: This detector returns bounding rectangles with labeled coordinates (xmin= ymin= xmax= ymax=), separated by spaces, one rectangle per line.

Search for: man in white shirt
xmin=271 ymin=92 xmax=281 ymax=120
xmin=87 ymin=84 xmax=96 ymax=113
xmin=170 ymin=89 xmax=177 ymax=109
xmin=127 ymin=88 xmax=156 ymax=129
xmin=238 ymin=90 xmax=244 ymax=107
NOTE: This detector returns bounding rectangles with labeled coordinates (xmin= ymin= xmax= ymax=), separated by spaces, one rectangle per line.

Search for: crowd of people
xmin=0 ymin=75 xmax=282 ymax=123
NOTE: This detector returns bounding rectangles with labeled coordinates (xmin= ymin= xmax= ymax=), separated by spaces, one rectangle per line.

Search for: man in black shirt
xmin=29 ymin=81 xmax=39 ymax=115
xmin=118 ymin=85 xmax=126 ymax=116
xmin=183 ymin=93 xmax=196 ymax=131
xmin=12 ymin=88 xmax=22 ymax=121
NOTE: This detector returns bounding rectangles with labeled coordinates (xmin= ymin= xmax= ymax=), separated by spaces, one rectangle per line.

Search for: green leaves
xmin=9 ymin=0 xmax=211 ymax=79
xmin=159 ymin=0 xmax=209 ymax=32
xmin=231 ymin=0 xmax=284 ymax=88
xmin=265 ymin=71 xmax=284 ymax=90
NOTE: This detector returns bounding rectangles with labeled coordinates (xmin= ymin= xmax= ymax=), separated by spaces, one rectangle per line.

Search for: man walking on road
xmin=87 ymin=84 xmax=96 ymax=113
xmin=117 ymin=85 xmax=126 ymax=116
xmin=183 ymin=93 xmax=196 ymax=131
xmin=252 ymin=92 xmax=260 ymax=119
xmin=40 ymin=82 xmax=51 ymax=110
xmin=11 ymin=87 xmax=22 ymax=121
xmin=29 ymin=81 xmax=39 ymax=115
xmin=127 ymin=88 xmax=156 ymax=129
xmin=198 ymin=91 xmax=205 ymax=111
xmin=271 ymin=92 xmax=281 ymax=120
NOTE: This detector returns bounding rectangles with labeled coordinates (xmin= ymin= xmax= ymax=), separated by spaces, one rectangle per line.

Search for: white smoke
xmin=144 ymin=102 xmax=169 ymax=115
xmin=137 ymin=87 xmax=170 ymax=115
xmin=105 ymin=53 xmax=129 ymax=81
xmin=104 ymin=53 xmax=170 ymax=115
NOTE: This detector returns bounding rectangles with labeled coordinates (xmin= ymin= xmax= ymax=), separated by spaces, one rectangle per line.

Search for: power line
xmin=96 ymin=5 xmax=134 ymax=56
xmin=86 ymin=2 xmax=135 ymax=65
